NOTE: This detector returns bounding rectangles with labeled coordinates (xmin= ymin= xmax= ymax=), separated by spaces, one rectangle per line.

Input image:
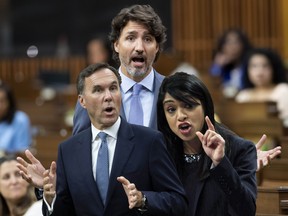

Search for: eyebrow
xmin=163 ymin=99 xmax=174 ymax=105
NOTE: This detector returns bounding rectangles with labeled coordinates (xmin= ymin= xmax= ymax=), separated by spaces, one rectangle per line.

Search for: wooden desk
xmin=258 ymin=159 xmax=288 ymax=187
xmin=257 ymin=186 xmax=288 ymax=215
xmin=217 ymin=100 xmax=287 ymax=143
xmin=280 ymin=137 xmax=288 ymax=159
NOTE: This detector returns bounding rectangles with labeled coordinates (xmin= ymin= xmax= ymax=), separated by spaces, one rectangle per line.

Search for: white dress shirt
xmin=120 ymin=68 xmax=155 ymax=127
xmin=45 ymin=117 xmax=121 ymax=214
xmin=91 ymin=117 xmax=120 ymax=180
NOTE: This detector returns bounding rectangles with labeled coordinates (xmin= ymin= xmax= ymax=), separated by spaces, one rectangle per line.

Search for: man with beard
xmin=73 ymin=4 xmax=166 ymax=134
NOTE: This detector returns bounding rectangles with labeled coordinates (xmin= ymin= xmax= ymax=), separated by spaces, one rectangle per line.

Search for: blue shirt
xmin=0 ymin=111 xmax=32 ymax=153
xmin=120 ymin=69 xmax=155 ymax=127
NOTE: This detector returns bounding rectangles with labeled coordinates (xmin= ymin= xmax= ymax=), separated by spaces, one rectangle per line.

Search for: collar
xmin=91 ymin=117 xmax=121 ymax=141
xmin=119 ymin=68 xmax=154 ymax=93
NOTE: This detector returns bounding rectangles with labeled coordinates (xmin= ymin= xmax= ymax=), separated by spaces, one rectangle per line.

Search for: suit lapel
xmin=105 ymin=119 xmax=135 ymax=204
xmin=76 ymin=129 xmax=104 ymax=207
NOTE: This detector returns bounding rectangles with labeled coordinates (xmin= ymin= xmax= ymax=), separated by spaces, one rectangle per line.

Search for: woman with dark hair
xmin=157 ymin=72 xmax=257 ymax=215
xmin=210 ymin=28 xmax=253 ymax=98
xmin=0 ymin=81 xmax=32 ymax=154
xmin=236 ymin=48 xmax=288 ymax=124
xmin=0 ymin=154 xmax=41 ymax=216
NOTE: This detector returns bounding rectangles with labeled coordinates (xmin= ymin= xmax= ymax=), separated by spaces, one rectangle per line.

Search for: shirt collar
xmin=119 ymin=68 xmax=154 ymax=93
xmin=91 ymin=117 xmax=121 ymax=141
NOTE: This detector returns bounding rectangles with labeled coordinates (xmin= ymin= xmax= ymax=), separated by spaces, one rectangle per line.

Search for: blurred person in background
xmin=85 ymin=34 xmax=118 ymax=68
xmin=0 ymin=81 xmax=32 ymax=155
xmin=210 ymin=28 xmax=253 ymax=98
xmin=0 ymin=154 xmax=41 ymax=216
xmin=236 ymin=48 xmax=288 ymax=126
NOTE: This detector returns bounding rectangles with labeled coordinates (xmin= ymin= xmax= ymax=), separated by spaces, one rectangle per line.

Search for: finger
xmin=128 ymin=183 xmax=136 ymax=191
xmin=269 ymin=148 xmax=281 ymax=160
xmin=16 ymin=157 xmax=28 ymax=168
xmin=257 ymin=159 xmax=264 ymax=172
xmin=19 ymin=171 xmax=32 ymax=183
xmin=16 ymin=163 xmax=27 ymax=173
xmin=196 ymin=131 xmax=204 ymax=143
xmin=205 ymin=116 xmax=215 ymax=131
xmin=255 ymin=134 xmax=267 ymax=150
xmin=207 ymin=133 xmax=224 ymax=146
xmin=117 ymin=176 xmax=130 ymax=186
xmin=43 ymin=169 xmax=50 ymax=178
xmin=25 ymin=149 xmax=40 ymax=164
xmin=50 ymin=161 xmax=57 ymax=175
xmin=266 ymin=156 xmax=272 ymax=166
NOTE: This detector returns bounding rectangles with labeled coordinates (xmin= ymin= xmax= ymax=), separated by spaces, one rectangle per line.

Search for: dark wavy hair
xmin=109 ymin=4 xmax=167 ymax=63
xmin=157 ymin=72 xmax=232 ymax=180
xmin=242 ymin=47 xmax=288 ymax=89
xmin=213 ymin=28 xmax=252 ymax=69
xmin=0 ymin=81 xmax=16 ymax=123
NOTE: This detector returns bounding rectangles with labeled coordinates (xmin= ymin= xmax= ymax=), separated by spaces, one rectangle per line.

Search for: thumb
xmin=117 ymin=176 xmax=130 ymax=186
xmin=196 ymin=131 xmax=203 ymax=142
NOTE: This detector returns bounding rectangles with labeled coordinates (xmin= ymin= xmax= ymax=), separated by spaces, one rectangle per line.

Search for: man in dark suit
xmin=40 ymin=63 xmax=187 ymax=215
xmin=73 ymin=4 xmax=166 ymax=134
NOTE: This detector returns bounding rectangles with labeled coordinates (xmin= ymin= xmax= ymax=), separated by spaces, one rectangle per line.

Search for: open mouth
xmin=132 ymin=57 xmax=145 ymax=63
xmin=105 ymin=107 xmax=113 ymax=113
xmin=178 ymin=123 xmax=191 ymax=132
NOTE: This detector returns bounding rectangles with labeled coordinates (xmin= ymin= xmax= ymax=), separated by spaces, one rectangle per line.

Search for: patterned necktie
xmin=128 ymin=83 xmax=143 ymax=125
xmin=96 ymin=132 xmax=109 ymax=204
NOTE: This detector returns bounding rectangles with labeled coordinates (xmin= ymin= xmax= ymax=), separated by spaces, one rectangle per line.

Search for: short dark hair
xmin=0 ymin=81 xmax=16 ymax=123
xmin=109 ymin=4 xmax=167 ymax=63
xmin=77 ymin=62 xmax=122 ymax=95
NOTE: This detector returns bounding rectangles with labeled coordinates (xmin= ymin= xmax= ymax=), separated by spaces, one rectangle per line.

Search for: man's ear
xmin=114 ymin=41 xmax=119 ymax=53
xmin=78 ymin=95 xmax=86 ymax=109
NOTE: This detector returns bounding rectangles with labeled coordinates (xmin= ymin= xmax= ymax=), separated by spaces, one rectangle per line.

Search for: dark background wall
xmin=9 ymin=0 xmax=172 ymax=57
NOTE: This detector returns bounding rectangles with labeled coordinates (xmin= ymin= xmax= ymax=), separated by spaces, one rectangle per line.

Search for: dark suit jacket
xmin=72 ymin=69 xmax=164 ymax=135
xmin=184 ymin=134 xmax=257 ymax=216
xmin=43 ymin=118 xmax=187 ymax=216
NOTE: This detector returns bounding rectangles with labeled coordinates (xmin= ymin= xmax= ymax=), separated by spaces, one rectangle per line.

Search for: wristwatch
xmin=138 ymin=192 xmax=148 ymax=213
xmin=34 ymin=187 xmax=44 ymax=200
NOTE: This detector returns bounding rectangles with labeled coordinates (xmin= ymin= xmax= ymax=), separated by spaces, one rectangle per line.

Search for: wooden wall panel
xmin=0 ymin=56 xmax=86 ymax=100
xmin=172 ymin=0 xmax=285 ymax=73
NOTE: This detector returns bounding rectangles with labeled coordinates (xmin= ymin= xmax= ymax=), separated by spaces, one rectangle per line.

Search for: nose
xmin=10 ymin=175 xmax=19 ymax=184
xmin=104 ymin=89 xmax=112 ymax=102
xmin=177 ymin=108 xmax=187 ymax=121
xmin=135 ymin=39 xmax=144 ymax=53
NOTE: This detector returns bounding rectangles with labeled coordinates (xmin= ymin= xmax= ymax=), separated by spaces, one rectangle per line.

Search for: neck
xmin=6 ymin=200 xmax=17 ymax=216
xmin=183 ymin=139 xmax=202 ymax=154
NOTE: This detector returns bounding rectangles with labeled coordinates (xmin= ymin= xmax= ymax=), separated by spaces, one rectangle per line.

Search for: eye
xmin=110 ymin=84 xmax=118 ymax=91
xmin=166 ymin=106 xmax=176 ymax=113
xmin=15 ymin=171 xmax=21 ymax=178
xmin=127 ymin=35 xmax=135 ymax=41
xmin=144 ymin=36 xmax=153 ymax=42
xmin=2 ymin=173 xmax=10 ymax=180
xmin=93 ymin=86 xmax=102 ymax=93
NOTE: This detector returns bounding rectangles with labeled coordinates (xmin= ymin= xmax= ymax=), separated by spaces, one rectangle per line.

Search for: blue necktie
xmin=128 ymin=83 xmax=143 ymax=125
xmin=96 ymin=132 xmax=109 ymax=204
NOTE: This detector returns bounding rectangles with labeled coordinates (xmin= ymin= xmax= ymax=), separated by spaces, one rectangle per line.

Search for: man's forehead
xmin=85 ymin=70 xmax=119 ymax=85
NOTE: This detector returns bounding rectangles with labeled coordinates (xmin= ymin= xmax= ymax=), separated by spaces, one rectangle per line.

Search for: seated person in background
xmin=210 ymin=28 xmax=253 ymax=98
xmin=0 ymin=81 xmax=32 ymax=155
xmin=235 ymin=48 xmax=288 ymax=126
xmin=0 ymin=154 xmax=42 ymax=216
xmin=85 ymin=34 xmax=118 ymax=68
